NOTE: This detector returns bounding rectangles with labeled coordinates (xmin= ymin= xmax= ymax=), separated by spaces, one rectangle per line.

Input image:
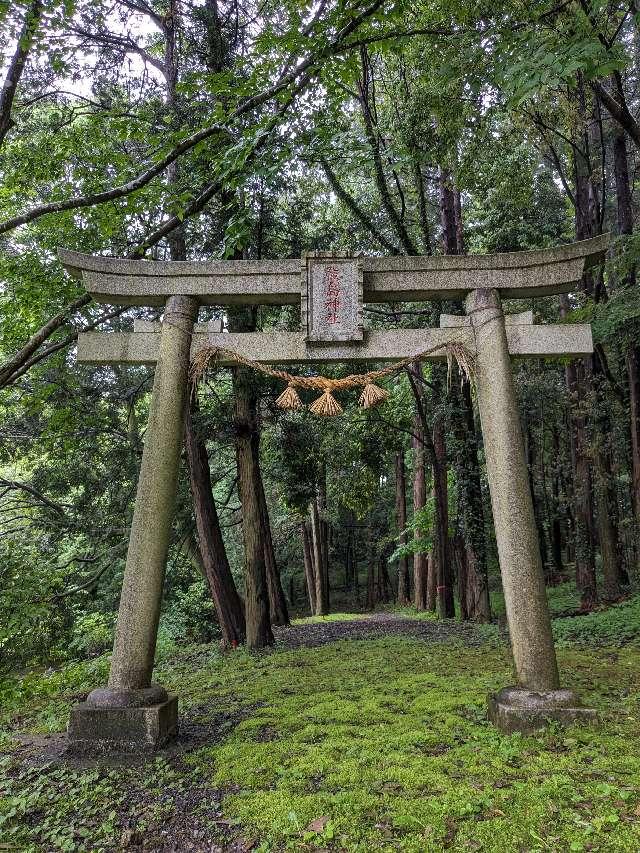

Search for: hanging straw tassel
xmin=275 ymin=382 xmax=303 ymax=411
xmin=309 ymin=389 xmax=343 ymax=416
xmin=358 ymin=382 xmax=390 ymax=409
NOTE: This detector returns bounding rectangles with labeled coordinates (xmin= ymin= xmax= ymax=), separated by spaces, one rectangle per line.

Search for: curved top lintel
xmin=58 ymin=234 xmax=610 ymax=306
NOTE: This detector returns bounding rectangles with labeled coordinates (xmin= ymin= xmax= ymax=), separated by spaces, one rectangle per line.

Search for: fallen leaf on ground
xmin=306 ymin=816 xmax=330 ymax=833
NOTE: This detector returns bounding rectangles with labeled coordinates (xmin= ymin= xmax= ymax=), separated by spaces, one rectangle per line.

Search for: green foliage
xmin=554 ymin=596 xmax=640 ymax=648
xmin=496 ymin=6 xmax=628 ymax=106
xmin=68 ymin=612 xmax=114 ymax=659
xmin=160 ymin=580 xmax=220 ymax=645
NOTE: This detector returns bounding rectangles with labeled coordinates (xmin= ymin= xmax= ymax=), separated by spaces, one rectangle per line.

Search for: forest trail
xmin=273 ymin=611 xmax=488 ymax=649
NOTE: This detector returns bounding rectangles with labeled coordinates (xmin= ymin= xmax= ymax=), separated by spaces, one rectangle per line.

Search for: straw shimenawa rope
xmin=190 ymin=340 xmax=476 ymax=417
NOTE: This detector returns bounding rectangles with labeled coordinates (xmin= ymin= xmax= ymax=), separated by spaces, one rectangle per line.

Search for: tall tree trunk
xmin=229 ymin=307 xmax=273 ymax=648
xmin=344 ymin=519 xmax=354 ymax=590
xmin=525 ymin=416 xmax=552 ymax=578
xmin=163 ymin=15 xmax=248 ymax=647
xmin=453 ymin=534 xmax=468 ymax=621
xmin=395 ymin=451 xmax=411 ymax=604
xmin=433 ymin=419 xmax=455 ymax=618
xmin=451 ymin=380 xmax=491 ymax=621
xmin=184 ymin=398 xmax=246 ymax=647
xmin=310 ymin=498 xmax=328 ymax=615
xmin=564 ymin=349 xmax=598 ymax=610
xmin=318 ymin=469 xmax=330 ymax=611
xmin=254 ymin=452 xmax=289 ymax=626
xmin=549 ymin=429 xmax=564 ymax=580
xmin=378 ymin=545 xmax=394 ymax=602
xmin=301 ymin=521 xmax=317 ymax=614
xmin=613 ymin=127 xmax=640 ymax=561
xmin=412 ymin=418 xmax=428 ymax=610
xmin=564 ymin=106 xmax=600 ymax=608
xmin=439 ymin=167 xmax=488 ymax=619
xmin=366 ymin=527 xmax=376 ymax=610
xmin=628 ymin=346 xmax=640 ymax=550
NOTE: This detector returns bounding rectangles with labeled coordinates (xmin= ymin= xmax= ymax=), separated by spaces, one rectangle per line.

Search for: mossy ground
xmin=1 ymin=613 xmax=639 ymax=852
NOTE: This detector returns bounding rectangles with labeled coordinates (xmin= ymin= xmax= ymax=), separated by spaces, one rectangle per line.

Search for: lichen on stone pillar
xmin=466 ymin=287 xmax=559 ymax=693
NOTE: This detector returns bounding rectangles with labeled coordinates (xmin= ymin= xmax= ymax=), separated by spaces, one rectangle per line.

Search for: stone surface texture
xmin=67 ymin=696 xmax=178 ymax=753
xmin=59 ymin=235 xmax=609 ymax=305
xmin=302 ymin=254 xmax=364 ymax=343
xmin=488 ymin=687 xmax=597 ymax=734
xmin=77 ymin=324 xmax=593 ymax=365
xmin=86 ymin=683 xmax=168 ymax=708
xmin=108 ymin=294 xmax=199 ymax=691
xmin=466 ymin=288 xmax=560 ymax=693
xmin=440 ymin=310 xmax=534 ymax=327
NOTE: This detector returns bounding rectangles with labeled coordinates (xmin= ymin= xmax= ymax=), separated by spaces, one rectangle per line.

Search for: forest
xmin=1 ymin=0 xmax=640 ymax=851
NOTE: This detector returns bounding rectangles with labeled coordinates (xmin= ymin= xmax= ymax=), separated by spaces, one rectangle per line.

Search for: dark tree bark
xmin=377 ymin=545 xmax=394 ymax=603
xmin=439 ymin=168 xmax=488 ymax=620
xmin=301 ymin=521 xmax=317 ymax=614
xmin=451 ymin=380 xmax=491 ymax=621
xmin=561 ymin=91 xmax=603 ymax=608
xmin=344 ymin=517 xmax=354 ymax=590
xmin=184 ymin=397 xmax=246 ymax=647
xmin=525 ymin=416 xmax=552 ymax=577
xmin=628 ymin=347 xmax=640 ymax=541
xmin=412 ymin=418 xmax=429 ymax=611
xmin=433 ymin=420 xmax=455 ymax=618
xmin=0 ymin=0 xmax=43 ymax=149
xmin=395 ymin=451 xmax=411 ymax=604
xmin=366 ymin=527 xmax=376 ymax=610
xmin=317 ymin=468 xmax=331 ymax=610
xmin=257 ymin=473 xmax=290 ymax=626
xmin=439 ymin=168 xmax=458 ymax=255
xmin=453 ymin=534 xmax=468 ymax=621
xmin=251 ymin=435 xmax=289 ymax=626
xmin=564 ymin=350 xmax=598 ymax=610
xmin=549 ymin=427 xmax=565 ymax=579
xmin=358 ymin=47 xmax=418 ymax=255
xmin=310 ymin=498 xmax=328 ymax=615
xmin=229 ymin=307 xmax=273 ymax=648
xmin=612 ymin=127 xmax=640 ymax=555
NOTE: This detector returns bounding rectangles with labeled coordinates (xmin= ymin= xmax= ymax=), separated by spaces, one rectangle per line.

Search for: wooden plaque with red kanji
xmin=302 ymin=253 xmax=363 ymax=344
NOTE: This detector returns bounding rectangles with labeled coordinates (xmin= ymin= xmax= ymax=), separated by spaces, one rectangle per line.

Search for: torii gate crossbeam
xmin=61 ymin=237 xmax=605 ymax=752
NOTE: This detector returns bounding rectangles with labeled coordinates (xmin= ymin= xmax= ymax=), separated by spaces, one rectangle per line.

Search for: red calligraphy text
xmin=323 ymin=264 xmax=342 ymax=324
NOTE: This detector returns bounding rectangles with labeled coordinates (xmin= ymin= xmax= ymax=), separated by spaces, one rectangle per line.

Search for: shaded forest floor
xmin=1 ymin=606 xmax=640 ymax=852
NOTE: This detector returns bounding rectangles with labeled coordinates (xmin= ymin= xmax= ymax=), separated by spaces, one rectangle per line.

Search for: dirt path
xmin=273 ymin=611 xmax=490 ymax=649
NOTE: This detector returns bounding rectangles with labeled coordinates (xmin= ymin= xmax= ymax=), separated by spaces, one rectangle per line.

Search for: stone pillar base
xmin=488 ymin=687 xmax=597 ymax=734
xmin=67 ymin=686 xmax=178 ymax=753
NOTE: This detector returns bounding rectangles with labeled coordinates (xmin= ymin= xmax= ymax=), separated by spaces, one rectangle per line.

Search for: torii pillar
xmin=59 ymin=238 xmax=606 ymax=751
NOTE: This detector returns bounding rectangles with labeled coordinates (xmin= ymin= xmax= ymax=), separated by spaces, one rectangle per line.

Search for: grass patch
xmin=291 ymin=612 xmax=370 ymax=626
xmin=2 ymin=619 xmax=640 ymax=851
xmin=553 ymin=596 xmax=640 ymax=647
xmin=388 ymin=605 xmax=439 ymax=622
xmin=491 ymin=580 xmax=583 ymax=619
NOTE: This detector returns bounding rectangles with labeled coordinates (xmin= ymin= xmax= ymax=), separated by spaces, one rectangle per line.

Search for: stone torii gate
xmin=60 ymin=236 xmax=607 ymax=751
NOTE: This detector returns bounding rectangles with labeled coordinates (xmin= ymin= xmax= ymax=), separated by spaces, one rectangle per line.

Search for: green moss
xmin=388 ymin=605 xmax=439 ymax=622
xmin=291 ymin=612 xmax=369 ymax=625
xmin=183 ymin=639 xmax=640 ymax=851
xmin=2 ymin=625 xmax=640 ymax=851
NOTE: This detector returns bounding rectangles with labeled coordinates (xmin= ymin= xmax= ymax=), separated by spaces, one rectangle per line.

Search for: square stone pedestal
xmin=488 ymin=687 xmax=597 ymax=734
xmin=67 ymin=696 xmax=178 ymax=753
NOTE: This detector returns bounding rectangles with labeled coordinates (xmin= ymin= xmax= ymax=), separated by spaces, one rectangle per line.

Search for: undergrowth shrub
xmin=553 ymin=596 xmax=640 ymax=646
xmin=69 ymin=612 xmax=114 ymax=658
xmin=160 ymin=580 xmax=219 ymax=644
